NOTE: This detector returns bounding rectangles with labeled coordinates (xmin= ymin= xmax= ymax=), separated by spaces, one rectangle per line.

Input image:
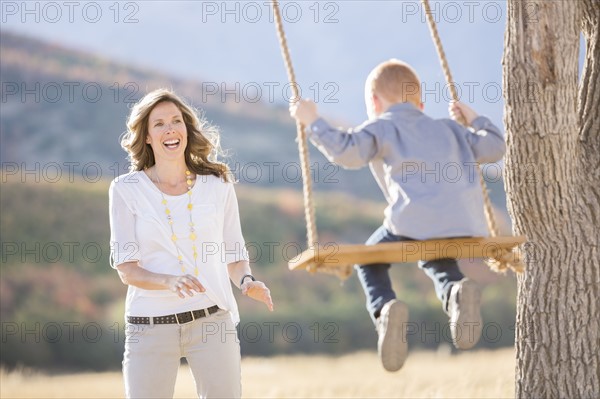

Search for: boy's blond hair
xmin=366 ymin=59 xmax=421 ymax=107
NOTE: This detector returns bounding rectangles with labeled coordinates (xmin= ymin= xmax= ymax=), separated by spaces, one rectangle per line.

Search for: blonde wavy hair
xmin=121 ymin=89 xmax=231 ymax=182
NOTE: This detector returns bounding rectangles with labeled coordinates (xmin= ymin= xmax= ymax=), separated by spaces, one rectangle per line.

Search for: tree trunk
xmin=503 ymin=1 xmax=600 ymax=397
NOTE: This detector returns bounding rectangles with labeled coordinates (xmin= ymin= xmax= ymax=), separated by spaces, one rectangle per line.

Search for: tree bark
xmin=503 ymin=1 xmax=600 ymax=398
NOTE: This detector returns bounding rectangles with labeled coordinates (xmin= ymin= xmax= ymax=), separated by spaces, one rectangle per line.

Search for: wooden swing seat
xmin=288 ymin=235 xmax=527 ymax=271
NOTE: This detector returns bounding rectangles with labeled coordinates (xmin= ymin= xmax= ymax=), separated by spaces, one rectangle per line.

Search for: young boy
xmin=289 ymin=59 xmax=506 ymax=372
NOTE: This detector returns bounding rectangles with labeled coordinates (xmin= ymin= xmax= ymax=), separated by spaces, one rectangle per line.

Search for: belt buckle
xmin=175 ymin=311 xmax=195 ymax=325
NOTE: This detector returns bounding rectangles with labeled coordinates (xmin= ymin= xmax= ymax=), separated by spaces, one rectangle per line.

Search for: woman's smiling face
xmin=146 ymin=101 xmax=188 ymax=163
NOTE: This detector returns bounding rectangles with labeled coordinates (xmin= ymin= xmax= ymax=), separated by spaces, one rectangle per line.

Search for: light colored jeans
xmin=123 ymin=309 xmax=241 ymax=399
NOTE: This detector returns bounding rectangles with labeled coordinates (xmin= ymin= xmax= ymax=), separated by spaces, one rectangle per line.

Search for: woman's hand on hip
xmin=242 ymin=281 xmax=274 ymax=311
xmin=168 ymin=274 xmax=205 ymax=298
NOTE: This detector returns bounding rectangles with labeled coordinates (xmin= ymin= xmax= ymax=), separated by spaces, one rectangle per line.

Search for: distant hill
xmin=0 ymin=30 xmax=383 ymax=197
xmin=1 ymin=31 xmax=518 ymax=370
xmin=1 ymin=30 xmax=511 ymax=205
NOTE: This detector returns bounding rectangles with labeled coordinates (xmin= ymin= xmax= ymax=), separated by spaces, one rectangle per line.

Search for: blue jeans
xmin=355 ymin=225 xmax=465 ymax=324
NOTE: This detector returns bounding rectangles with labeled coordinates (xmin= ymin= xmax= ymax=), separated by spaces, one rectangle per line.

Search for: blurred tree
xmin=503 ymin=1 xmax=599 ymax=397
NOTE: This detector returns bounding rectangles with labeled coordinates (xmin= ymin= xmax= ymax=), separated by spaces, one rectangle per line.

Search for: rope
xmin=421 ymin=0 xmax=524 ymax=273
xmin=271 ymin=1 xmax=352 ymax=280
xmin=420 ymin=0 xmax=463 ymax=123
xmin=271 ymin=0 xmax=318 ymax=247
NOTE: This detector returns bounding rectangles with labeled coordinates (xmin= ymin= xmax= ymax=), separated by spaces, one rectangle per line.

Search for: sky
xmin=1 ymin=1 xmax=583 ymax=127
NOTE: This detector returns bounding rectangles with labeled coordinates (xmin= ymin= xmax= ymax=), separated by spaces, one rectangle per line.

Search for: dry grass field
xmin=1 ymin=349 xmax=515 ymax=398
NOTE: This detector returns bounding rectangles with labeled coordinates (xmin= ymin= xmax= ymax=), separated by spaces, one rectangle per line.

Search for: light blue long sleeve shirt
xmin=307 ymin=102 xmax=506 ymax=240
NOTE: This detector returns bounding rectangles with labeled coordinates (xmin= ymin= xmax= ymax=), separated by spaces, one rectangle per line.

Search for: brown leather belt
xmin=126 ymin=305 xmax=220 ymax=325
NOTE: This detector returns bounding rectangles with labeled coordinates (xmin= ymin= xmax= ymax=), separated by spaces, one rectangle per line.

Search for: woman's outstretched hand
xmin=241 ymin=280 xmax=274 ymax=311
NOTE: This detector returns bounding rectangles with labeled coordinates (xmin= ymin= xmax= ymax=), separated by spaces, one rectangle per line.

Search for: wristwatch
xmin=240 ymin=274 xmax=256 ymax=287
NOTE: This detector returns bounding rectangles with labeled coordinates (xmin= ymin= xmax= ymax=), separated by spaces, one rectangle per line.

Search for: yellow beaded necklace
xmin=155 ymin=168 xmax=199 ymax=276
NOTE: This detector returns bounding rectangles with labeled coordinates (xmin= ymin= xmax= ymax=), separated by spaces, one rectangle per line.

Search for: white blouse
xmin=108 ymin=171 xmax=249 ymax=323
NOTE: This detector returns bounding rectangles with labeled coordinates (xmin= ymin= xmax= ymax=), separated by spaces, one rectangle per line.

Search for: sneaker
xmin=377 ymin=299 xmax=409 ymax=372
xmin=447 ymin=278 xmax=482 ymax=350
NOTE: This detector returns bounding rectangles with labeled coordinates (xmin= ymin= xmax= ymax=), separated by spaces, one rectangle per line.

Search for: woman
xmin=109 ymin=89 xmax=273 ymax=398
